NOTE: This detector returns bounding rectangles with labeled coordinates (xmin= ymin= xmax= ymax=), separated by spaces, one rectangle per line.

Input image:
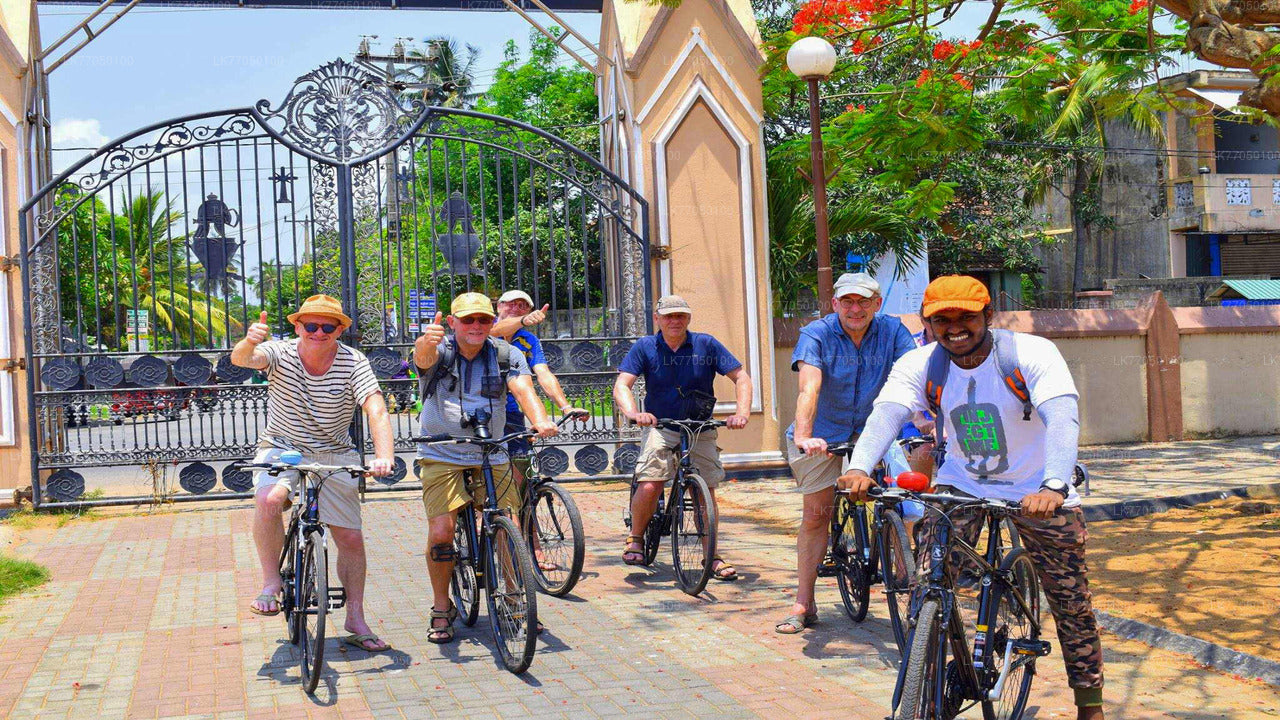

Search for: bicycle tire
xmin=298 ymin=531 xmax=327 ymax=695
xmin=879 ymin=509 xmax=917 ymax=656
xmin=671 ymin=472 xmax=716 ymax=596
xmin=980 ymin=549 xmax=1041 ymax=720
xmin=525 ymin=481 xmax=585 ymax=597
xmin=484 ymin=515 xmax=539 ymax=674
xmin=451 ymin=512 xmax=480 ymax=628
xmin=898 ymin=598 xmax=945 ymax=720
xmin=834 ymin=495 xmax=872 ymax=623
xmin=280 ymin=520 xmax=300 ymax=645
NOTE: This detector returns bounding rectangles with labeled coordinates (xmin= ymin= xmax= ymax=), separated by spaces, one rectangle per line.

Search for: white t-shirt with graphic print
xmin=873 ymin=332 xmax=1081 ymax=506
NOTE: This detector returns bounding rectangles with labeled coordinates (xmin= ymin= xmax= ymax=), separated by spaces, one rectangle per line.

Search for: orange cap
xmin=921 ymin=275 xmax=991 ymax=318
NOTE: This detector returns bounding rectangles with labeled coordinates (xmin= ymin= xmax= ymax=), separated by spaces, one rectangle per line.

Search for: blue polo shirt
xmin=618 ymin=331 xmax=742 ymax=421
xmin=785 ymin=313 xmax=916 ymax=444
xmin=505 ymin=329 xmax=546 ymax=414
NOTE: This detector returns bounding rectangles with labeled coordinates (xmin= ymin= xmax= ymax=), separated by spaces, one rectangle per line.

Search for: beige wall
xmin=1181 ymin=332 xmax=1280 ymax=437
xmin=0 ymin=0 xmax=30 ymax=492
xmin=772 ymin=334 xmax=1149 ymax=448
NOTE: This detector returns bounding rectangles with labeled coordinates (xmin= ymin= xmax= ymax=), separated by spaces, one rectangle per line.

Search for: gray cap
xmin=497 ymin=289 xmax=534 ymax=306
xmin=655 ymin=294 xmax=692 ymax=315
xmin=833 ymin=272 xmax=880 ymax=299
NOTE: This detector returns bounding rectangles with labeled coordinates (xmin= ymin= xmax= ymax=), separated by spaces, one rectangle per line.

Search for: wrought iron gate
xmin=19 ymin=59 xmax=650 ymax=507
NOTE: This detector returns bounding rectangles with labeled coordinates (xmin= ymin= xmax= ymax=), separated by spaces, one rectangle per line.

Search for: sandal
xmin=774 ymin=612 xmax=818 ymax=635
xmin=711 ymin=556 xmax=738 ymax=581
xmin=342 ymin=633 xmax=392 ymax=653
xmin=248 ymin=592 xmax=280 ymax=617
xmin=622 ymin=535 xmax=645 ymax=566
xmin=428 ymin=603 xmax=458 ymax=644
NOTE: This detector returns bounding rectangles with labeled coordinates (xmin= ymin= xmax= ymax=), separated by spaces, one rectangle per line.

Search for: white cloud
xmin=51 ymin=118 xmax=109 ymax=149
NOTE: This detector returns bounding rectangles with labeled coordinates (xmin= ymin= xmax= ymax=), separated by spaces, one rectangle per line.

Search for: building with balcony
xmin=1164 ymin=70 xmax=1280 ymax=280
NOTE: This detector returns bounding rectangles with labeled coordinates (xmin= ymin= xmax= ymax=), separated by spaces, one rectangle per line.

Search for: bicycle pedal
xmin=327 ymin=587 xmax=347 ymax=610
xmin=1012 ymin=639 xmax=1052 ymax=657
xmin=816 ymin=557 xmax=839 ymax=577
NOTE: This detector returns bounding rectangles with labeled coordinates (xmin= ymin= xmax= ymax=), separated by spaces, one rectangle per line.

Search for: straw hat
xmin=286 ymin=294 xmax=352 ymax=328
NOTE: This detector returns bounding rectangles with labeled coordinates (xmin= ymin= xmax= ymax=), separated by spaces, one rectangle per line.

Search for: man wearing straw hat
xmin=232 ymin=293 xmax=395 ymax=653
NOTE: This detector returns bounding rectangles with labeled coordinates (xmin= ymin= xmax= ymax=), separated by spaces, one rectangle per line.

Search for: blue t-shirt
xmin=785 ymin=313 xmax=916 ymax=444
xmin=506 ymin=329 xmax=546 ymax=414
xmin=618 ymin=331 xmax=742 ymax=421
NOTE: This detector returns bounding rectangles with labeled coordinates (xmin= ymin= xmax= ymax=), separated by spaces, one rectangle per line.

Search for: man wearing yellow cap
xmin=412 ymin=292 xmax=558 ymax=644
xmin=841 ymin=276 xmax=1104 ymax=719
xmin=231 ymin=294 xmax=395 ymax=653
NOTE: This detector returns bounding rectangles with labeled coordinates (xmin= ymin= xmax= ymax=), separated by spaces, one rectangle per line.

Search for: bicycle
xmin=518 ymin=411 xmax=590 ymax=597
xmin=413 ymin=409 xmax=567 ymax=674
xmin=872 ymin=479 xmax=1050 ymax=720
xmin=822 ymin=435 xmax=928 ymax=653
xmin=623 ymin=418 xmax=726 ymax=597
xmin=242 ymin=451 xmax=365 ymax=694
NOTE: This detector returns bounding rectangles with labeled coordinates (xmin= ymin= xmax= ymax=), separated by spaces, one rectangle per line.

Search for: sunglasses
xmin=456 ymin=315 xmax=494 ymax=326
xmin=303 ymin=322 xmax=339 ymax=334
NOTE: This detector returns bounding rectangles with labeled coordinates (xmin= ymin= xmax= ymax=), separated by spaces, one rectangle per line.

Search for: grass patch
xmin=2 ymin=488 xmax=105 ymax=530
xmin=0 ymin=555 xmax=49 ymax=603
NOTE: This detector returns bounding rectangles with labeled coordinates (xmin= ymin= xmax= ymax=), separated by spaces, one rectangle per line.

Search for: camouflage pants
xmin=916 ymin=492 xmax=1104 ymax=697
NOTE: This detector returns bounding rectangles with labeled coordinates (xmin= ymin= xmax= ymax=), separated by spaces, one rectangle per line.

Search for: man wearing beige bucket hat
xmin=231 ymin=294 xmax=395 ymax=653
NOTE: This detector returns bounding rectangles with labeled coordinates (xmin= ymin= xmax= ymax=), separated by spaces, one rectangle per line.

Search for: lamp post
xmin=787 ymin=36 xmax=838 ymax=315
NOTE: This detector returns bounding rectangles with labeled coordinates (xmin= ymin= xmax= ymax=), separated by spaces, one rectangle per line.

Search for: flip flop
xmin=711 ymin=556 xmax=738 ymax=581
xmin=248 ymin=592 xmax=280 ymax=617
xmin=342 ymin=633 xmax=392 ymax=653
xmin=775 ymin=612 xmax=818 ymax=635
xmin=622 ymin=535 xmax=645 ymax=566
xmin=536 ymin=558 xmax=561 ymax=572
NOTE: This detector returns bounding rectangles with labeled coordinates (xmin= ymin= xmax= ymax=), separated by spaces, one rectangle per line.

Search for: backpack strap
xmin=491 ymin=337 xmax=512 ymax=376
xmin=420 ymin=339 xmax=456 ymax=399
xmin=924 ymin=342 xmax=951 ymax=468
xmin=990 ymin=329 xmax=1033 ymax=421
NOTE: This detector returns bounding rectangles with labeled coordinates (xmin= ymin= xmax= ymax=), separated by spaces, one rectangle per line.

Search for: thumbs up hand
xmin=522 ymin=303 xmax=550 ymax=328
xmin=246 ymin=311 xmax=271 ymax=345
xmin=420 ymin=311 xmax=445 ymax=349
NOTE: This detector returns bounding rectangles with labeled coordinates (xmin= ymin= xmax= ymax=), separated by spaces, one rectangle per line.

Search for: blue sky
xmin=41 ymin=5 xmax=604 ymax=167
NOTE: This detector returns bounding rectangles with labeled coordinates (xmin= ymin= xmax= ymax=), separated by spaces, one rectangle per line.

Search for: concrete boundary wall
xmin=772 ymin=293 xmax=1280 ymax=446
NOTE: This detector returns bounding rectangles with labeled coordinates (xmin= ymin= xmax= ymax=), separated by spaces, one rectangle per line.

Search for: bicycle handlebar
xmin=656 ymin=418 xmax=727 ymax=432
xmin=410 ymin=411 xmax=584 ymax=447
xmin=240 ymin=461 xmax=369 ymax=477
xmin=866 ymin=485 xmax=1022 ymax=514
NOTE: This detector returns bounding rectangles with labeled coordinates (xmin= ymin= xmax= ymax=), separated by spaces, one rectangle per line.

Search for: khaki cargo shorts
xmin=418 ymin=458 xmax=520 ymax=519
xmin=786 ymin=437 xmax=843 ymax=496
xmin=252 ymin=443 xmax=363 ymax=530
xmin=634 ymin=426 xmax=725 ymax=489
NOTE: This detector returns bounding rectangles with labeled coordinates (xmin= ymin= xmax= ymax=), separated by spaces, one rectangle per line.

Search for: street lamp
xmin=787 ymin=36 xmax=838 ymax=316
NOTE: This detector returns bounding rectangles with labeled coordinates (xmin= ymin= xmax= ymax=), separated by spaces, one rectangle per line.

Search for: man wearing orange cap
xmin=841 ymin=276 xmax=1104 ymax=719
xmin=232 ymin=294 xmax=395 ymax=653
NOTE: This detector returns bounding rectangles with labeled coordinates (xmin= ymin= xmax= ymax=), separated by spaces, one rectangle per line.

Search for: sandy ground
xmin=1088 ymin=497 xmax=1280 ymax=662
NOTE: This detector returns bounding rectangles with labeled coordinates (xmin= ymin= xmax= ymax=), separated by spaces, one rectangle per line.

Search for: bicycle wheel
xmin=525 ymin=481 xmax=585 ymax=597
xmin=981 ymin=549 xmax=1042 ymax=720
xmin=671 ymin=472 xmax=716 ymax=596
xmin=898 ymin=598 xmax=946 ymax=720
xmin=879 ymin=510 xmax=917 ymax=656
xmin=451 ymin=512 xmax=480 ymax=628
xmin=834 ymin=495 xmax=871 ymax=622
xmin=642 ymin=494 xmax=664 ymax=566
xmin=484 ymin=515 xmax=539 ymax=674
xmin=298 ymin=531 xmax=327 ymax=695
xmin=280 ymin=521 xmax=300 ymax=645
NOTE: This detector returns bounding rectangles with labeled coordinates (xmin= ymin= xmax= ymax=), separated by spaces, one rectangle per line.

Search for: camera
xmin=461 ymin=407 xmax=492 ymax=439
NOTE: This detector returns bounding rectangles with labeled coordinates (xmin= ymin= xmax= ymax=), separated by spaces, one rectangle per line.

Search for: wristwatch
xmin=1039 ymin=477 xmax=1069 ymax=499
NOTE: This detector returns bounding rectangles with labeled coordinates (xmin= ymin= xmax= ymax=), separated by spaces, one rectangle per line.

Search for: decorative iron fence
xmin=19 ymin=59 xmax=651 ymax=506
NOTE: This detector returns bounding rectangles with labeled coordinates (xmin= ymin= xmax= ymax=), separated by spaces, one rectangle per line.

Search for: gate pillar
xmin=598 ymin=0 xmax=782 ymax=466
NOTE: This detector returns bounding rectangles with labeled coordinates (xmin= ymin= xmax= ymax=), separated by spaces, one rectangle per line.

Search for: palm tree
xmin=400 ymin=36 xmax=482 ymax=109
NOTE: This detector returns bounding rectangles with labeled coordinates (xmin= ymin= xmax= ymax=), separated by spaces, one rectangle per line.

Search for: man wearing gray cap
xmin=614 ymin=295 xmax=752 ymax=580
xmin=776 ymin=272 xmax=915 ymax=634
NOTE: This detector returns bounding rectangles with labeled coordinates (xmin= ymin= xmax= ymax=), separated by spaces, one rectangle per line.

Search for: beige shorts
xmin=252 ymin=445 xmax=363 ymax=530
xmin=418 ymin=459 xmax=519 ymax=519
xmin=786 ymin=438 xmax=843 ymax=496
xmin=634 ymin=426 xmax=725 ymax=489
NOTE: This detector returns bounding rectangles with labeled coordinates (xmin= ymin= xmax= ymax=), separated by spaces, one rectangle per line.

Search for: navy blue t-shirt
xmin=618 ymin=331 xmax=742 ymax=420
xmin=505 ymin=329 xmax=546 ymax=414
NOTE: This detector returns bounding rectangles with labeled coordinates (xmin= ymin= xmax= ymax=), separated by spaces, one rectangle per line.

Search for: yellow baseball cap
xmin=450 ymin=292 xmax=496 ymax=318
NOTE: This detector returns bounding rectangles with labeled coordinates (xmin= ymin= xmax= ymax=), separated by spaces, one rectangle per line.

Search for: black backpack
xmin=420 ymin=337 xmax=513 ymax=399
xmin=924 ymin=328 xmax=1033 ymax=467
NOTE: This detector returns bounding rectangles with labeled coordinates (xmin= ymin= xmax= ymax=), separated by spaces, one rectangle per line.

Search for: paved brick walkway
xmin=2 ymin=477 xmax=1279 ymax=719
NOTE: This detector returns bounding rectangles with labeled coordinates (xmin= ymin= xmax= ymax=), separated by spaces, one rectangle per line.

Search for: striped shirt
xmin=259 ymin=339 xmax=382 ymax=454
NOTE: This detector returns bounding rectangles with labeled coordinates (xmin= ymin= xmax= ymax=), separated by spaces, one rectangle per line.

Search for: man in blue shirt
xmin=776 ymin=272 xmax=916 ymax=634
xmin=614 ymin=295 xmax=752 ymax=580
